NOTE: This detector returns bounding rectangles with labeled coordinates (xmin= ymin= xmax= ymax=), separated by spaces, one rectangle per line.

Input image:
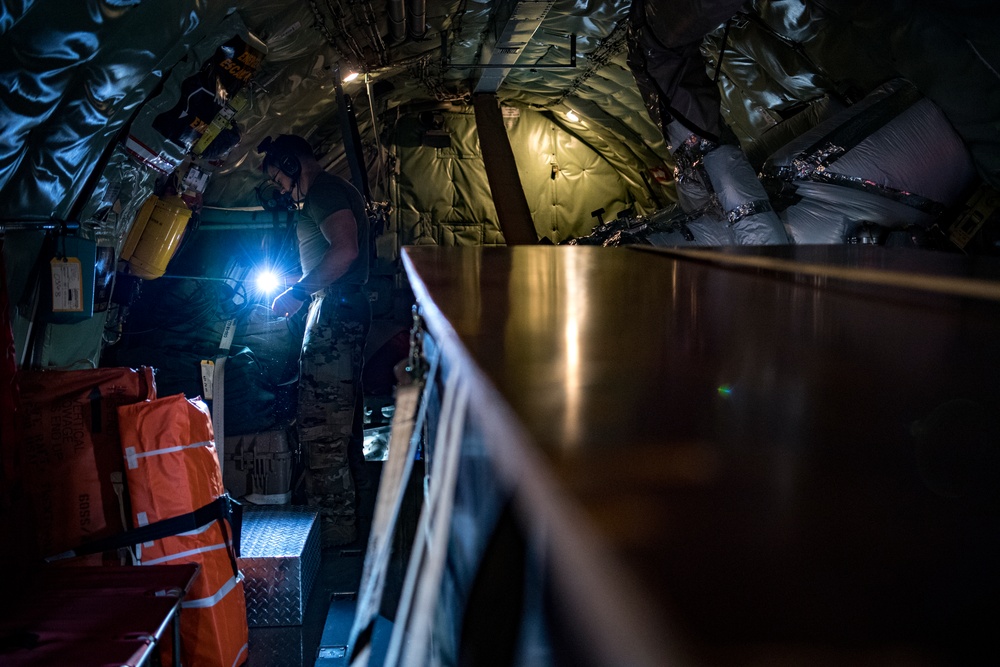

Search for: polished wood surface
xmin=402 ymin=244 xmax=1000 ymax=664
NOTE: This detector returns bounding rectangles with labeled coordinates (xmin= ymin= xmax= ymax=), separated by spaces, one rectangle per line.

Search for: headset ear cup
xmin=279 ymin=153 xmax=301 ymax=179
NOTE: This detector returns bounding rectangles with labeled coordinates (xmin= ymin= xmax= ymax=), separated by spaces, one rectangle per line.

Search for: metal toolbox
xmin=238 ymin=505 xmax=321 ymax=627
xmin=247 ymin=626 xmax=309 ymax=667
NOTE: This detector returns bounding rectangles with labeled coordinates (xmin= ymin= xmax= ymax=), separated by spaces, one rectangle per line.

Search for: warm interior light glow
xmin=256 ymin=269 xmax=281 ymax=295
xmin=343 ymin=71 xmax=360 ymax=83
xmin=566 ymin=109 xmax=579 ymax=122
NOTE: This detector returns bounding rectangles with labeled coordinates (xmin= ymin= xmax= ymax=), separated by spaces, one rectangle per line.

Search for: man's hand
xmin=271 ymin=288 xmax=306 ymax=317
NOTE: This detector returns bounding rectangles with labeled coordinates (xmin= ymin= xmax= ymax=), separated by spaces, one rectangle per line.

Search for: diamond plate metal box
xmin=248 ymin=626 xmax=308 ymax=667
xmin=238 ymin=505 xmax=321 ymax=627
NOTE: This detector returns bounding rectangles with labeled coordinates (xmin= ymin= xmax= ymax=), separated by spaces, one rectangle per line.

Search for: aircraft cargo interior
xmin=2 ymin=1 xmax=999 ymax=665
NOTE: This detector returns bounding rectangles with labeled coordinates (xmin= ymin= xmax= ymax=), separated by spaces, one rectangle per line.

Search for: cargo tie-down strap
xmin=211 ymin=318 xmax=237 ymax=472
xmin=761 ymin=81 xmax=946 ymax=215
xmin=44 ymin=492 xmax=243 ymax=576
xmin=348 ymin=344 xmax=441 ymax=667
xmin=383 ymin=363 xmax=472 ymax=667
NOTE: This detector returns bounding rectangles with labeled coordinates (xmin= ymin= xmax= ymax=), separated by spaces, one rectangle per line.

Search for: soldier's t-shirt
xmin=297 ymin=171 xmax=369 ymax=287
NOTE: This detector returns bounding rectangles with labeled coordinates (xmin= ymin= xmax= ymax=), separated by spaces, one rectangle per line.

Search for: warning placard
xmin=51 ymin=257 xmax=83 ymax=312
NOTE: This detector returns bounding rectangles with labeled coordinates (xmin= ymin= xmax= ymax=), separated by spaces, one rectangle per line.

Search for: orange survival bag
xmin=9 ymin=366 xmax=156 ymax=563
xmin=118 ymin=393 xmax=248 ymax=667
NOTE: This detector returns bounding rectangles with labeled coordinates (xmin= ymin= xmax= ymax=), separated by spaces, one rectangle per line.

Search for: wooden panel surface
xmin=402 ymin=244 xmax=1000 ymax=664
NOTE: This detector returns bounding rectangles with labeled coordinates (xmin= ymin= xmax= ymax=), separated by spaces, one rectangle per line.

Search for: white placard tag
xmin=50 ymin=257 xmax=83 ymax=312
xmin=200 ymin=359 xmax=215 ymax=400
xmin=219 ymin=318 xmax=236 ymax=352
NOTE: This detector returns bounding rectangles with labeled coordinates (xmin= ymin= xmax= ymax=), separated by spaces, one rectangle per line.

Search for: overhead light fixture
xmin=566 ymin=109 xmax=579 ymax=122
xmin=343 ymin=71 xmax=360 ymax=83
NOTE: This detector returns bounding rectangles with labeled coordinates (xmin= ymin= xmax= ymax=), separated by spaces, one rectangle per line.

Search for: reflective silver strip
xmin=176 ymin=520 xmax=216 ymax=538
xmin=132 ymin=509 xmax=213 ymax=550
xmin=136 ymin=511 xmax=154 ymax=548
xmin=726 ymin=199 xmax=774 ymax=225
xmin=125 ymin=439 xmax=214 ymax=469
xmin=181 ymin=573 xmax=240 ymax=609
xmin=230 ymin=643 xmax=249 ymax=667
xmin=140 ymin=542 xmax=226 ymax=566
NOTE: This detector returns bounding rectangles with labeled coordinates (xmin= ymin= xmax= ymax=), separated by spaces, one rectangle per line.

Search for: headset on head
xmin=257 ymin=135 xmax=301 ymax=180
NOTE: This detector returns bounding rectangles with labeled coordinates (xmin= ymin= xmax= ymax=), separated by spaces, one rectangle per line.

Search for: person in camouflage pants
xmin=260 ymin=134 xmax=371 ymax=547
xmin=299 ymin=288 xmax=370 ymax=546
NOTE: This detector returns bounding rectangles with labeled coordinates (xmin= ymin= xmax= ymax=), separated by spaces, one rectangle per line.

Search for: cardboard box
xmin=225 ymin=429 xmax=294 ymax=503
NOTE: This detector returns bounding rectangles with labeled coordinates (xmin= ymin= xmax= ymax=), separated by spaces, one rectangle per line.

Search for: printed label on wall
xmin=50 ymin=257 xmax=83 ymax=312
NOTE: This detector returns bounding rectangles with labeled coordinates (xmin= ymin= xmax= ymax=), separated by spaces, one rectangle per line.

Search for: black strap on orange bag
xmin=45 ymin=493 xmax=242 ymax=574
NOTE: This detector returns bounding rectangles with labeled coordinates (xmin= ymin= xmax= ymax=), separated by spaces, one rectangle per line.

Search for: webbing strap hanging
xmin=348 ymin=346 xmax=441 ymax=666
xmin=713 ymin=18 xmax=734 ymax=83
xmin=212 ymin=318 xmax=237 ymax=472
xmin=383 ymin=368 xmax=470 ymax=667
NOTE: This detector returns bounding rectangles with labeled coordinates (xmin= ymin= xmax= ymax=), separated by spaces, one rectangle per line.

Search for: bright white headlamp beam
xmin=255 ymin=269 xmax=282 ymax=295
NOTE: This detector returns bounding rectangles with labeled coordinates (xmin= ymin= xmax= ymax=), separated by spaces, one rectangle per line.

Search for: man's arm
xmin=272 ymin=209 xmax=359 ymax=316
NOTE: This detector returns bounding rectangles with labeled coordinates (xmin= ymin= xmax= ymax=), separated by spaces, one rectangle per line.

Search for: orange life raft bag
xmin=118 ymin=393 xmax=249 ymax=667
xmin=10 ymin=366 xmax=156 ymax=563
